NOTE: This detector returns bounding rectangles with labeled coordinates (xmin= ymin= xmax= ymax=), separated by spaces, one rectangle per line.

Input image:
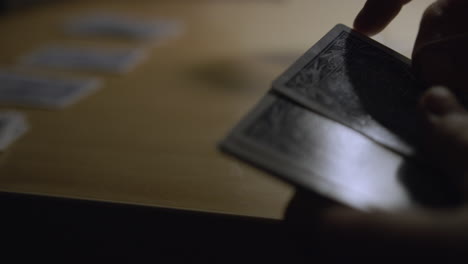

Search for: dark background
xmin=1 ymin=192 xmax=304 ymax=263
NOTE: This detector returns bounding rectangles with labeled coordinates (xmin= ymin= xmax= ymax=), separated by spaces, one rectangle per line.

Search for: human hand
xmin=286 ymin=195 xmax=468 ymax=260
xmin=284 ymin=86 xmax=468 ymax=260
xmin=283 ymin=1 xmax=468 ymax=259
xmin=284 ymin=2 xmax=468 ymax=259
xmin=355 ymin=0 xmax=468 ymax=103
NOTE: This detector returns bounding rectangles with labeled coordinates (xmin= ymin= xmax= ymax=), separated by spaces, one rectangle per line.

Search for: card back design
xmin=221 ymin=93 xmax=459 ymax=211
xmin=273 ymin=25 xmax=424 ymax=156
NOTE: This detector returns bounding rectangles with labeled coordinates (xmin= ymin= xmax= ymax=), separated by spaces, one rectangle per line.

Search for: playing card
xmin=219 ymin=24 xmax=461 ymax=212
xmin=65 ymin=14 xmax=183 ymax=40
xmin=273 ymin=24 xmax=425 ymax=157
xmin=20 ymin=46 xmax=147 ymax=73
xmin=0 ymin=111 xmax=28 ymax=151
xmin=0 ymin=71 xmax=101 ymax=108
xmin=220 ymin=94 xmax=458 ymax=211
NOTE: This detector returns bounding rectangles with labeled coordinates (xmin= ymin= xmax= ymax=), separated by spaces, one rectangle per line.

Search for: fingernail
xmin=420 ymin=86 xmax=456 ymax=116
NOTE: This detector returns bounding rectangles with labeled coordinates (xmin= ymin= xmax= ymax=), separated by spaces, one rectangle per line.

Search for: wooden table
xmin=0 ymin=0 xmax=432 ymax=220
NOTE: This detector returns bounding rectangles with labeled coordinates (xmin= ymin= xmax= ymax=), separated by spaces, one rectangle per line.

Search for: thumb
xmin=419 ymin=86 xmax=468 ymax=187
xmin=420 ymin=86 xmax=466 ymax=118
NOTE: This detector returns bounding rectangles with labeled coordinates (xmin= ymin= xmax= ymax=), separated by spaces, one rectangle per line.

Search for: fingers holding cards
xmin=220 ymin=24 xmax=462 ymax=212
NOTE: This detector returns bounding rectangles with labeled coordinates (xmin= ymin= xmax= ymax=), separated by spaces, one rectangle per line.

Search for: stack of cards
xmin=0 ymin=71 xmax=101 ymax=108
xmin=64 ymin=14 xmax=183 ymax=40
xmin=220 ymin=24 xmax=459 ymax=212
xmin=0 ymin=111 xmax=28 ymax=151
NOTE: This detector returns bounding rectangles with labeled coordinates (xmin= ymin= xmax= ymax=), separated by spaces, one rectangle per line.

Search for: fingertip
xmin=353 ymin=0 xmax=410 ymax=36
xmin=353 ymin=12 xmax=382 ymax=36
xmin=420 ymin=86 xmax=462 ymax=117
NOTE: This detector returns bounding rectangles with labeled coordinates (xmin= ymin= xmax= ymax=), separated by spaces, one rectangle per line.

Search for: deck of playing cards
xmin=220 ymin=24 xmax=460 ymax=212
